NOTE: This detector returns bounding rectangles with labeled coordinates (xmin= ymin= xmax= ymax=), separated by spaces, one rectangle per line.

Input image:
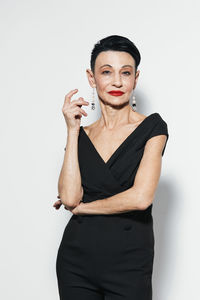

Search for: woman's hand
xmin=70 ymin=202 xmax=85 ymax=215
xmin=62 ymin=89 xmax=89 ymax=132
xmin=53 ymin=195 xmax=63 ymax=210
xmin=53 ymin=199 xmax=63 ymax=210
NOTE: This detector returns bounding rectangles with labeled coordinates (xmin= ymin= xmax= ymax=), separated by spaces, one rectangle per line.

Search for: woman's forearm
xmin=75 ymin=187 xmax=151 ymax=215
xmin=58 ymin=129 xmax=83 ymax=208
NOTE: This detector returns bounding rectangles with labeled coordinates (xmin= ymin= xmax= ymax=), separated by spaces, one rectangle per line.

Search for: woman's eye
xmin=123 ymin=71 xmax=131 ymax=75
xmin=102 ymin=71 xmax=131 ymax=75
xmin=102 ymin=70 xmax=110 ymax=74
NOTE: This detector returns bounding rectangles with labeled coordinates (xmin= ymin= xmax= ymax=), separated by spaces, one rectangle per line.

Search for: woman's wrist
xmin=64 ymin=128 xmax=80 ymax=150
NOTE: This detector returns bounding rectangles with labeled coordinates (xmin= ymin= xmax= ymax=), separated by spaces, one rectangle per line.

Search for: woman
xmin=53 ymin=35 xmax=169 ymax=300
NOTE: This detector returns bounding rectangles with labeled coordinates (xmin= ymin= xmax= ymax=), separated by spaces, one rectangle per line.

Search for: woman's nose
xmin=112 ymin=74 xmax=122 ymax=86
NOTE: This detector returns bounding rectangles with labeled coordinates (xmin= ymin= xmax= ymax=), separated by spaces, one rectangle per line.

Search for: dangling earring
xmin=91 ymin=87 xmax=95 ymax=110
xmin=131 ymin=93 xmax=137 ymax=111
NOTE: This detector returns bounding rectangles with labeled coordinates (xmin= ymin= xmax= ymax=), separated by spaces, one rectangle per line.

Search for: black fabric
xmin=56 ymin=112 xmax=169 ymax=299
xmin=147 ymin=116 xmax=169 ymax=156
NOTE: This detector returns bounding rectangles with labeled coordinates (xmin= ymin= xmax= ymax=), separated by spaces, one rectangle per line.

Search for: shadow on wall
xmin=152 ymin=179 xmax=182 ymax=300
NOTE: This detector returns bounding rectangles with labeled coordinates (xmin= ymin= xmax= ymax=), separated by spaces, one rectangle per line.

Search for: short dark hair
xmin=90 ymin=35 xmax=141 ymax=74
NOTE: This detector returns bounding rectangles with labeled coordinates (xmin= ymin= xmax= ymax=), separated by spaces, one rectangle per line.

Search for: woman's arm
xmin=56 ymin=89 xmax=89 ymax=209
xmin=58 ymin=129 xmax=83 ymax=209
xmin=72 ymin=134 xmax=167 ymax=215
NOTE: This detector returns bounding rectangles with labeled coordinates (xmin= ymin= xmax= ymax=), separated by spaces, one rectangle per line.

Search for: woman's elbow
xmin=136 ymin=192 xmax=154 ymax=210
xmin=60 ymin=187 xmax=83 ymax=208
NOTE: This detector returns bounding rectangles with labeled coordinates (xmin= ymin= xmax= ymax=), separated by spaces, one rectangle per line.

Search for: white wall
xmin=0 ymin=0 xmax=199 ymax=299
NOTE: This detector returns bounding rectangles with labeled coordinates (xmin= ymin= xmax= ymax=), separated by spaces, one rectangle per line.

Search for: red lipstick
xmin=108 ymin=90 xmax=124 ymax=96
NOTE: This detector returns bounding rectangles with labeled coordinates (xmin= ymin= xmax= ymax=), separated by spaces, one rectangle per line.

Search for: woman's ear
xmin=86 ymin=68 xmax=96 ymax=88
xmin=133 ymin=70 xmax=140 ymax=89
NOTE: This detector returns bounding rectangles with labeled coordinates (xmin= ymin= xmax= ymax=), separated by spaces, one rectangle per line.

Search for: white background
xmin=0 ymin=0 xmax=199 ymax=299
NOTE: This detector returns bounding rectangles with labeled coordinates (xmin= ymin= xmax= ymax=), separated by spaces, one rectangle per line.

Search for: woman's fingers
xmin=62 ymin=94 xmax=89 ymax=126
xmin=53 ymin=200 xmax=62 ymax=209
xmin=62 ymin=89 xmax=90 ymax=130
xmin=70 ymin=106 xmax=88 ymax=117
xmin=71 ymin=98 xmax=89 ymax=107
xmin=64 ymin=89 xmax=78 ymax=104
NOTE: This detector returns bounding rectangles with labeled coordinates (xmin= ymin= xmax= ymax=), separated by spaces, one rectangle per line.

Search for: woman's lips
xmin=108 ymin=91 xmax=124 ymax=96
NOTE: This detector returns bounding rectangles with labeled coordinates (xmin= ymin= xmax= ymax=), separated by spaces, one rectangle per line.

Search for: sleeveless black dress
xmin=56 ymin=112 xmax=169 ymax=300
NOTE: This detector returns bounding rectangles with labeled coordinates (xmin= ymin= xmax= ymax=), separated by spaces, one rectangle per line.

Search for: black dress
xmin=56 ymin=112 xmax=169 ymax=300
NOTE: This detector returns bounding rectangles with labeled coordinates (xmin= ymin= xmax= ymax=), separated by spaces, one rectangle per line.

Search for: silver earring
xmin=91 ymin=87 xmax=95 ymax=110
xmin=131 ymin=93 xmax=137 ymax=111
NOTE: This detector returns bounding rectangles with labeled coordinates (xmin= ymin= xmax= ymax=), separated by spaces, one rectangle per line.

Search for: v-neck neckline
xmin=81 ymin=112 xmax=158 ymax=166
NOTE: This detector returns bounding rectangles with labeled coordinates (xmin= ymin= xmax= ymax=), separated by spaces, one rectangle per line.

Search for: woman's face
xmin=87 ymin=50 xmax=140 ymax=108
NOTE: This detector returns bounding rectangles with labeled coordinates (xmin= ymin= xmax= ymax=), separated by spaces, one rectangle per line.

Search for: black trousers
xmin=56 ymin=214 xmax=154 ymax=300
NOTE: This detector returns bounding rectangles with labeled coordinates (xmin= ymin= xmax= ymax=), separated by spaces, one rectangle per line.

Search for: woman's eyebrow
xmin=100 ymin=64 xmax=133 ymax=69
